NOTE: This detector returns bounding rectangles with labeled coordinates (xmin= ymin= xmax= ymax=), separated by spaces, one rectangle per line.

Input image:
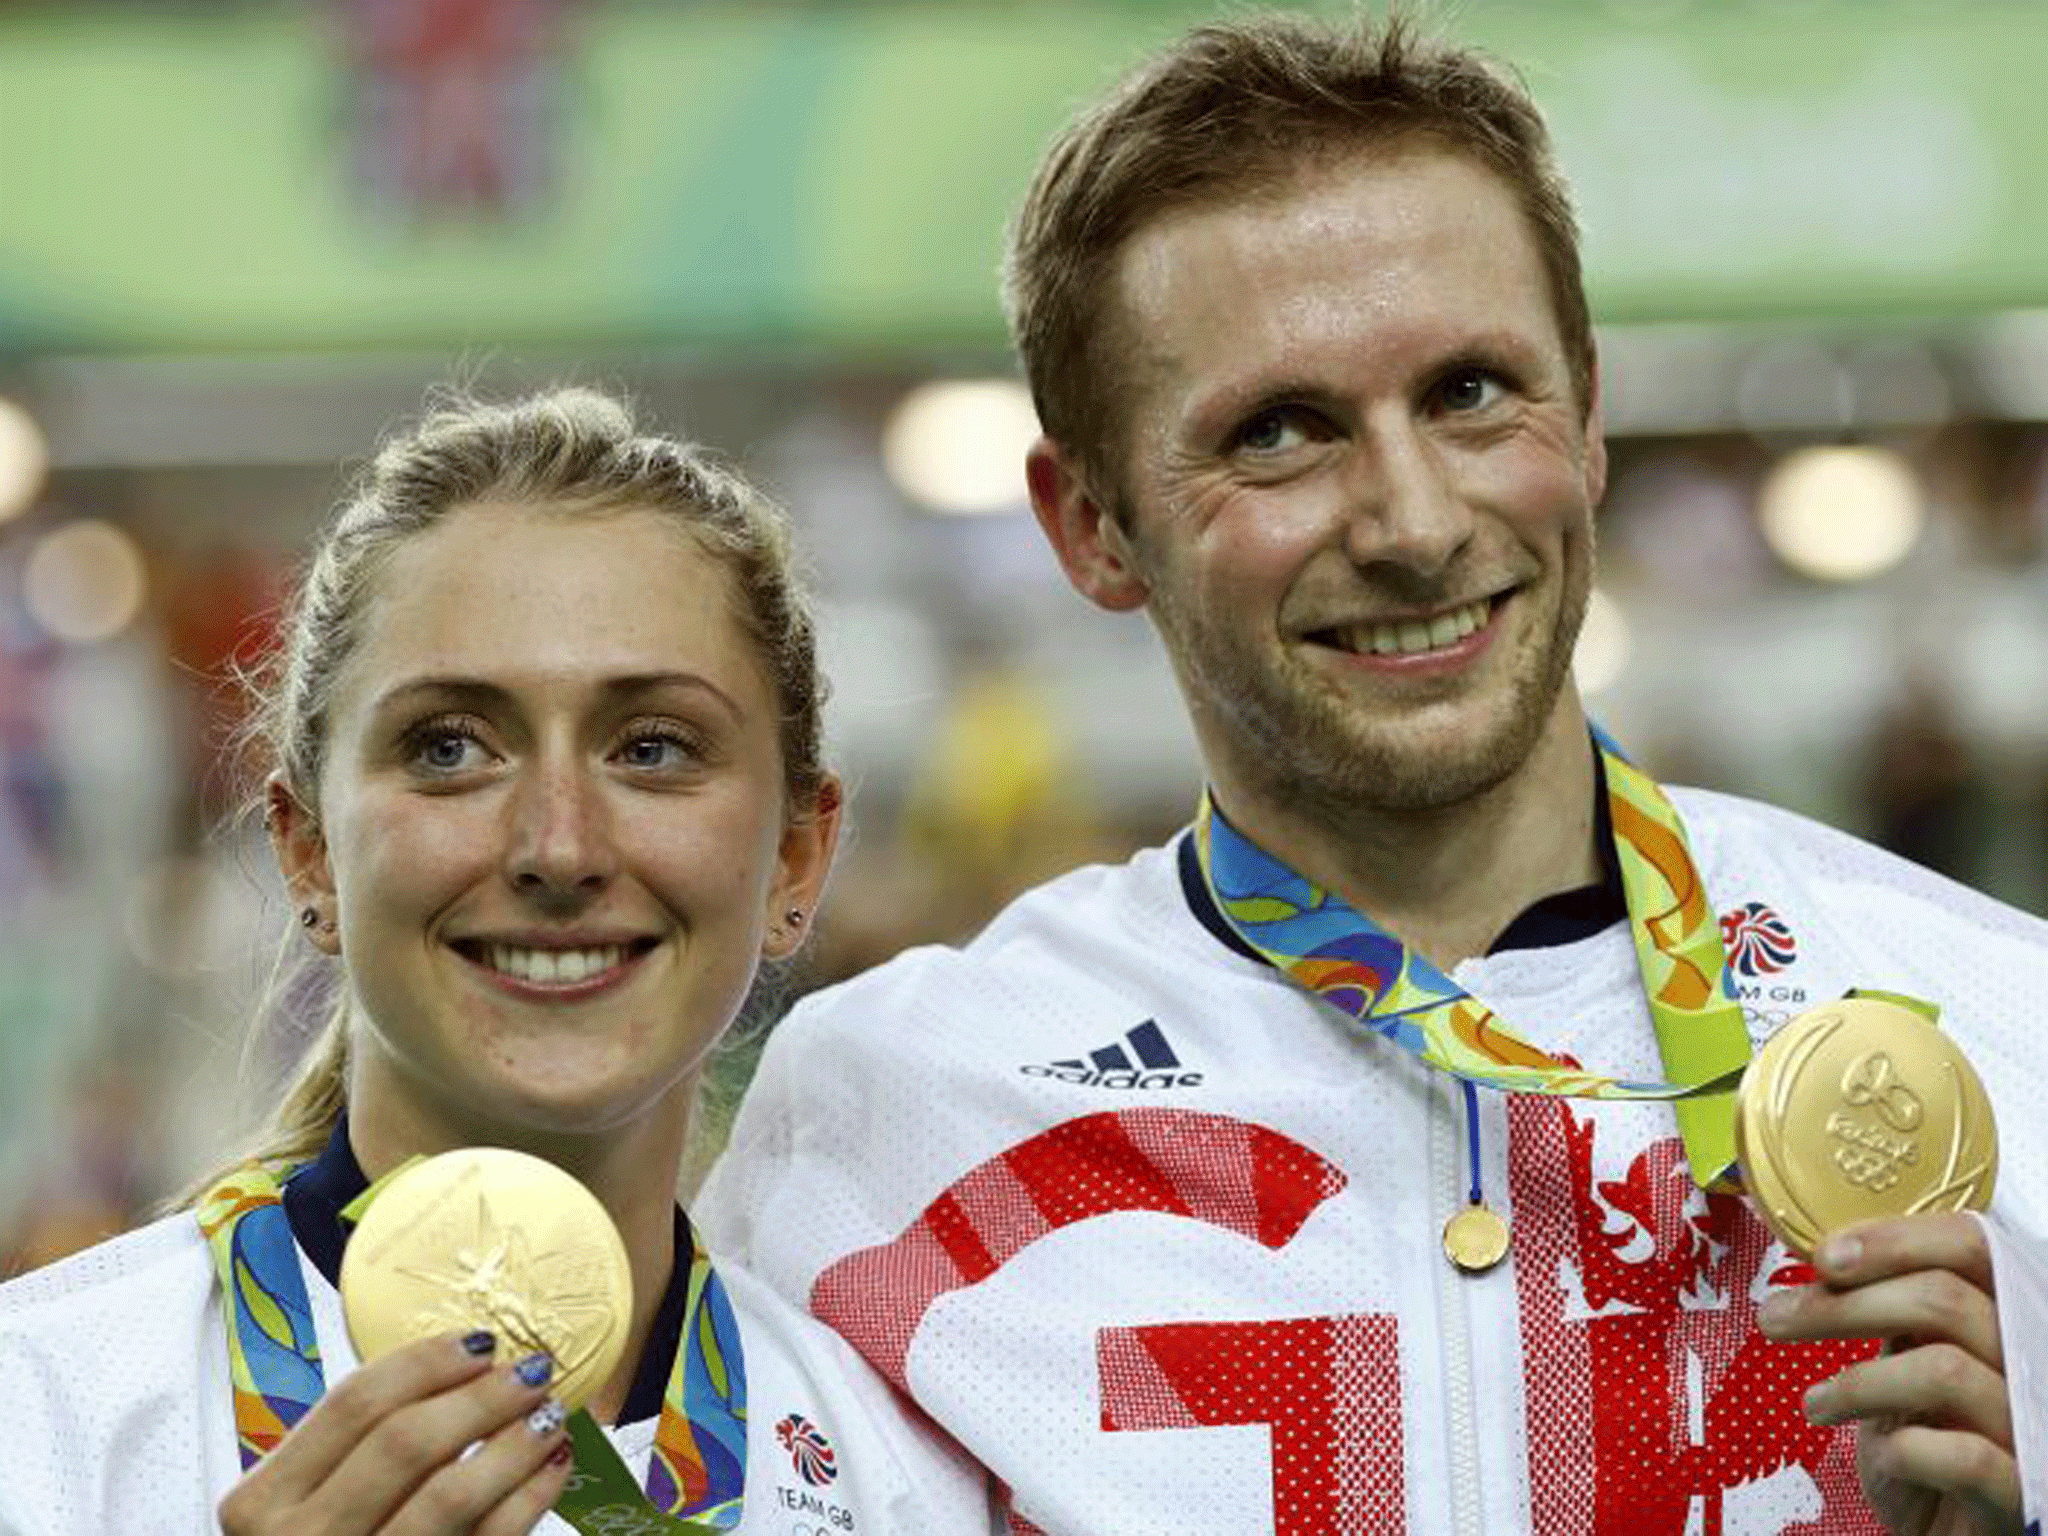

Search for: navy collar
xmin=281 ymin=1116 xmax=693 ymax=1427
xmin=1178 ymin=755 xmax=1626 ymax=961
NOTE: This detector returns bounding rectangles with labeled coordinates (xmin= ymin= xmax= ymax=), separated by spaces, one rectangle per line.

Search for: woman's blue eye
xmin=620 ymin=732 xmax=697 ymax=769
xmin=416 ymin=731 xmax=481 ymax=771
xmin=402 ymin=719 xmax=491 ymax=775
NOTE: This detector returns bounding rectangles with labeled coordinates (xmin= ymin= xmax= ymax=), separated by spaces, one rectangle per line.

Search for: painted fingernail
xmin=1757 ymin=1292 xmax=1796 ymax=1331
xmin=548 ymin=1441 xmax=573 ymax=1467
xmin=1819 ymin=1235 xmax=1861 ymax=1273
xmin=514 ymin=1352 xmax=554 ymax=1388
xmin=527 ymin=1398 xmax=566 ymax=1436
xmin=461 ymin=1330 xmax=496 ymax=1356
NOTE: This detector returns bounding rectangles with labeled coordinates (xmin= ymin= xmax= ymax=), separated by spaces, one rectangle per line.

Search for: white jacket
xmin=0 ymin=1208 xmax=994 ymax=1534
xmin=700 ymin=787 xmax=2048 ymax=1536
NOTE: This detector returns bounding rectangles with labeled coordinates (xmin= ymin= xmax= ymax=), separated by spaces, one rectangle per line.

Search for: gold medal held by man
xmin=340 ymin=1147 xmax=634 ymax=1412
xmin=1734 ymin=995 xmax=1998 ymax=1262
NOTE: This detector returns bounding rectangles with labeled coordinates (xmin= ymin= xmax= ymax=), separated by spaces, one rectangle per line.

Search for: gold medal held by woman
xmin=340 ymin=1147 xmax=634 ymax=1413
xmin=1734 ymin=995 xmax=1998 ymax=1261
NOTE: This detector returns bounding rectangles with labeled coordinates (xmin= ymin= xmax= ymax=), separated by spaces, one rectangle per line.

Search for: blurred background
xmin=5 ymin=0 xmax=2048 ymax=1267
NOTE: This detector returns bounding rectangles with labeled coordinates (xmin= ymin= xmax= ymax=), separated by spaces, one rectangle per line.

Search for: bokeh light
xmin=0 ymin=397 xmax=50 ymax=524
xmin=1757 ymin=446 xmax=1924 ymax=582
xmin=23 ymin=519 xmax=148 ymax=643
xmin=882 ymin=380 xmax=1039 ymax=515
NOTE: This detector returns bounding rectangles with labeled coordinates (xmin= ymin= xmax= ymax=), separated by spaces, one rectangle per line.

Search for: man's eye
xmin=1234 ymin=408 xmax=1312 ymax=455
xmin=1439 ymin=368 xmax=1505 ymax=413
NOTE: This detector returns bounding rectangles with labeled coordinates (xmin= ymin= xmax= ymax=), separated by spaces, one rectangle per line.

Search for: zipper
xmin=1431 ymin=1073 xmax=1485 ymax=1535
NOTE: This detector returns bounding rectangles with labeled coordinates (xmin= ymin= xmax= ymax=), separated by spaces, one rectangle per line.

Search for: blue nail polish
xmin=514 ymin=1352 xmax=554 ymax=1388
xmin=461 ymin=1330 xmax=496 ymax=1356
xmin=527 ymin=1398 xmax=566 ymax=1436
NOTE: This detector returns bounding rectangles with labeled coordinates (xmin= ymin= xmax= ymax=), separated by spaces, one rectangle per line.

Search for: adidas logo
xmin=1020 ymin=1019 xmax=1204 ymax=1089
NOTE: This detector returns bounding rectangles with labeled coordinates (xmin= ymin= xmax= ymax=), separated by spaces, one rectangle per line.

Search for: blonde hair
xmin=192 ymin=385 xmax=827 ymax=1195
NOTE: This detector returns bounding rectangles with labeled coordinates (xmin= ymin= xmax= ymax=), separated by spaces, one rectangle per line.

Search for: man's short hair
xmin=1003 ymin=10 xmax=1594 ymax=498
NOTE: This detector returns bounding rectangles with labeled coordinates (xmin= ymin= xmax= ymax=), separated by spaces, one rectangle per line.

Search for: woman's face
xmin=273 ymin=500 xmax=836 ymax=1152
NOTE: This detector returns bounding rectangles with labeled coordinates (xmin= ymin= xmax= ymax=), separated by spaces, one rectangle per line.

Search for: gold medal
xmin=1442 ymin=1202 xmax=1511 ymax=1273
xmin=1734 ymin=996 xmax=1997 ymax=1262
xmin=340 ymin=1147 xmax=633 ymax=1411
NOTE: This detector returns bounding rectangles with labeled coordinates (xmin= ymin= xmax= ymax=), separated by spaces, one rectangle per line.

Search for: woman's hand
xmin=218 ymin=1331 xmax=572 ymax=1536
xmin=1759 ymin=1213 xmax=2023 ymax=1535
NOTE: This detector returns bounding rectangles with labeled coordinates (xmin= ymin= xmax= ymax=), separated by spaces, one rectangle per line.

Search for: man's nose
xmin=1339 ymin=418 xmax=1476 ymax=579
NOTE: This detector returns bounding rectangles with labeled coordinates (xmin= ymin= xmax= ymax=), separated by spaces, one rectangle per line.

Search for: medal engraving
xmin=342 ymin=1148 xmax=633 ymax=1410
xmin=1734 ymin=997 xmax=1996 ymax=1261
xmin=393 ymin=1192 xmax=619 ymax=1378
xmin=1841 ymin=1051 xmax=1921 ymax=1129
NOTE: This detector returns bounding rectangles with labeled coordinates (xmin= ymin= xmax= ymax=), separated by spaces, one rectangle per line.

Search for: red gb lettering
xmin=811 ymin=1109 xmax=1347 ymax=1384
xmin=1098 ymin=1315 xmax=1404 ymax=1536
xmin=810 ymin=1109 xmax=1359 ymax=1533
xmin=1509 ymin=1096 xmax=1881 ymax=1534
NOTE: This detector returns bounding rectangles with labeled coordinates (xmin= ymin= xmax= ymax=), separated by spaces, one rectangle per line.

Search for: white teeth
xmin=484 ymin=944 xmax=625 ymax=985
xmin=1347 ymin=599 xmax=1489 ymax=657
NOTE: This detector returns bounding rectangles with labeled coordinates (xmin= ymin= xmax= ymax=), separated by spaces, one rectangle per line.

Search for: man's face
xmin=1094 ymin=142 xmax=1606 ymax=822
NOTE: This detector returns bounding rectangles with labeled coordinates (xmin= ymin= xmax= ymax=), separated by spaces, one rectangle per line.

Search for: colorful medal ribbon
xmin=196 ymin=1167 xmax=324 ymax=1464
xmin=198 ymin=1163 xmax=747 ymax=1530
xmin=1192 ymin=741 xmax=1753 ymax=1188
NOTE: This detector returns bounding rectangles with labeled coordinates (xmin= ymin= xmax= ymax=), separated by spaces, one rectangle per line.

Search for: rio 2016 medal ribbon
xmin=1734 ymin=994 xmax=1998 ymax=1262
xmin=340 ymin=1147 xmax=633 ymax=1412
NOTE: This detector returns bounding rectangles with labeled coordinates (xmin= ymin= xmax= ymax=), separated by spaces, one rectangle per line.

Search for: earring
xmin=300 ymin=906 xmax=320 ymax=930
xmin=784 ymin=908 xmax=805 ymax=928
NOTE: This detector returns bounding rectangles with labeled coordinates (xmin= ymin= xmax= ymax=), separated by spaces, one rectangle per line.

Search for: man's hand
xmin=1758 ymin=1212 xmax=2022 ymax=1535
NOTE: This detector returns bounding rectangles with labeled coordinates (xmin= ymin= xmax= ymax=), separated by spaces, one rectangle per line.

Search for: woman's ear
xmin=763 ymin=774 xmax=844 ymax=961
xmin=267 ymin=778 xmax=340 ymax=955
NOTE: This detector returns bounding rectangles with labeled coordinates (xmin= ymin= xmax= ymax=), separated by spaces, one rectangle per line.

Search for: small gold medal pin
xmin=1442 ymin=1202 xmax=1511 ymax=1273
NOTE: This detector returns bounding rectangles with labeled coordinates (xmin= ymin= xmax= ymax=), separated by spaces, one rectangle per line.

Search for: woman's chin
xmin=465 ymin=1067 xmax=691 ymax=1148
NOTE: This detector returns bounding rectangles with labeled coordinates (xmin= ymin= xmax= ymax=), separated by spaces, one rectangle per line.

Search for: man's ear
xmin=762 ymin=774 xmax=844 ymax=962
xmin=1025 ymin=436 xmax=1149 ymax=613
xmin=267 ymin=778 xmax=339 ymax=954
xmin=1580 ymin=351 xmax=1609 ymax=508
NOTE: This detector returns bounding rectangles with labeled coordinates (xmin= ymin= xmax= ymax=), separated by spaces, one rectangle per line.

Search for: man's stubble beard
xmin=1165 ymin=581 xmax=1589 ymax=825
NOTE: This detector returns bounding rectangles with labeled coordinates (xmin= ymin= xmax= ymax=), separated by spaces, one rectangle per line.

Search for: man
xmin=699 ymin=14 xmax=2046 ymax=1534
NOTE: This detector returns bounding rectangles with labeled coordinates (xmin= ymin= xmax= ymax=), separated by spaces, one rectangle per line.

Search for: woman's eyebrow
xmin=367 ymin=672 xmax=744 ymax=721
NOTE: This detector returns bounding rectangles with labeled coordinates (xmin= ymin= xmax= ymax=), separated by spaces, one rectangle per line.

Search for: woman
xmin=0 ymin=388 xmax=992 ymax=1533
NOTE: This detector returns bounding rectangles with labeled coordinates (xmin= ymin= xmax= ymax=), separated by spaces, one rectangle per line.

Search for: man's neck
xmin=1215 ymin=711 xmax=1603 ymax=972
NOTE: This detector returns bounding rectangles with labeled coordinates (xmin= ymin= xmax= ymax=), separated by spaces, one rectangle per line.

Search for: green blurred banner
xmin=2 ymin=3 xmax=2043 ymax=353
